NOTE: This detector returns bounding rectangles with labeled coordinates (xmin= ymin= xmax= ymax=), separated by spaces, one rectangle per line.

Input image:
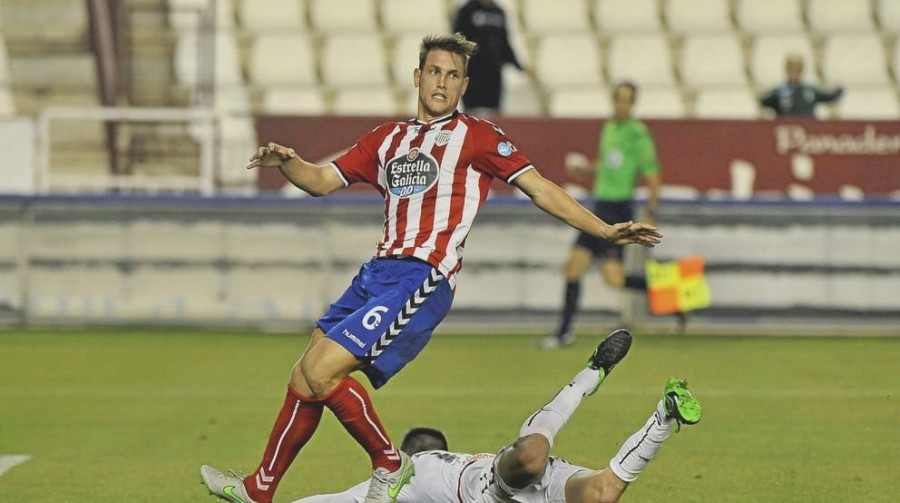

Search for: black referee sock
xmin=557 ymin=281 xmax=580 ymax=337
xmin=624 ymin=274 xmax=647 ymax=292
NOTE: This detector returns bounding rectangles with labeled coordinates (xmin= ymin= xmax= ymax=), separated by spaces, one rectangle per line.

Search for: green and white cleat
xmin=364 ymin=450 xmax=416 ymax=503
xmin=585 ymin=329 xmax=633 ymax=395
xmin=663 ymin=378 xmax=702 ymax=431
xmin=200 ymin=465 xmax=259 ymax=503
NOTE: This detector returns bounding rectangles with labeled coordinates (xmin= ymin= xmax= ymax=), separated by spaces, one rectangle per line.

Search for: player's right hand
xmin=247 ymin=142 xmax=296 ymax=170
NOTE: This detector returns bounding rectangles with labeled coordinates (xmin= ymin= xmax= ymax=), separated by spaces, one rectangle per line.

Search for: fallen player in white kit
xmin=287 ymin=329 xmax=702 ymax=503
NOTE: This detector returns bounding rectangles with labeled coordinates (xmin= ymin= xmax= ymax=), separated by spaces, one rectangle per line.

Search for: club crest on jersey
xmin=386 ymin=148 xmax=440 ymax=198
xmin=435 ymin=130 xmax=452 ymax=146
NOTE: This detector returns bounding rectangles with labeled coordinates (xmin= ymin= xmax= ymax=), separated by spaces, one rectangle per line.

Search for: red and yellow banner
xmin=646 ymin=255 xmax=711 ymax=315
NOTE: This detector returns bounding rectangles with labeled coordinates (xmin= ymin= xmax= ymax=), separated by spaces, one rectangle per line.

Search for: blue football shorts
xmin=316 ymin=256 xmax=454 ymax=389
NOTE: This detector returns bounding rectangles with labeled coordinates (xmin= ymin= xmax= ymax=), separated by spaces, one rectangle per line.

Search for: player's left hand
xmin=606 ymin=221 xmax=663 ymax=247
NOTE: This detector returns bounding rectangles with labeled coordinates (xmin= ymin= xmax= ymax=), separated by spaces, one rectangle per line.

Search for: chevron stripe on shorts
xmin=367 ymin=268 xmax=443 ymax=359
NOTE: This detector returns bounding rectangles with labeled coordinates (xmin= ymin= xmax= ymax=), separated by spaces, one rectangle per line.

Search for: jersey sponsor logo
xmin=386 ymin=149 xmax=440 ymax=198
xmin=497 ymin=141 xmax=517 ymax=157
xmin=607 ymin=148 xmax=624 ymax=168
xmin=362 ymin=305 xmax=390 ymax=329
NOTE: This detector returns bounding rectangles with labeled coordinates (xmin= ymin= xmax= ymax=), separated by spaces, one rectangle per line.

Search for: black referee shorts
xmin=573 ymin=200 xmax=634 ymax=261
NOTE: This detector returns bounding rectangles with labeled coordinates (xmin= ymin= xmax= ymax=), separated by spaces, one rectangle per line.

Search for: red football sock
xmin=244 ymin=385 xmax=324 ymax=503
xmin=323 ymin=376 xmax=401 ymax=471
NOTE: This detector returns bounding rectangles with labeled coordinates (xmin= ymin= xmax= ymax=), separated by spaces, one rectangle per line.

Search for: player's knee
xmin=299 ymin=357 xmax=340 ymax=398
xmin=587 ymin=470 xmax=627 ymax=503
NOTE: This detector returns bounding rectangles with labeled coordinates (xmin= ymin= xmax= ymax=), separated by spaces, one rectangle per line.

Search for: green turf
xmin=0 ymin=329 xmax=898 ymax=502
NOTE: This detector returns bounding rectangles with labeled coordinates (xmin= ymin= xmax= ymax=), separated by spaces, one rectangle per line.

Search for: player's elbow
xmin=304 ymin=186 xmax=329 ymax=197
xmin=513 ymin=435 xmax=550 ymax=479
xmin=299 ymin=179 xmax=339 ymax=197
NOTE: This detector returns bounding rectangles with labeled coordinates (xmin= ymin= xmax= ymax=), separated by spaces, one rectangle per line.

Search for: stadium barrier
xmin=0 ymin=195 xmax=896 ymax=335
xmin=255 ymin=116 xmax=900 ymax=200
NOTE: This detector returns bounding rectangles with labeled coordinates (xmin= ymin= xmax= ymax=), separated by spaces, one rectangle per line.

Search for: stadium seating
xmin=680 ymin=34 xmax=748 ymax=87
xmin=262 ymin=88 xmax=328 ymax=115
xmin=332 ymin=88 xmax=398 ymax=116
xmin=607 ymin=34 xmax=676 ymax=86
xmin=547 ymin=87 xmax=612 ymax=118
xmin=750 ymin=34 xmax=817 ymax=88
xmin=521 ymin=0 xmax=592 ymax=34
xmin=309 ymin=0 xmax=378 ymax=32
xmin=248 ymin=34 xmax=318 ymax=87
xmin=320 ymin=33 xmax=390 ymax=87
xmin=735 ymin=0 xmax=805 ymax=33
xmin=664 ymin=0 xmax=733 ymax=33
xmin=693 ymin=87 xmax=760 ymax=119
xmin=593 ymin=0 xmax=662 ymax=33
xmin=381 ymin=0 xmax=448 ymax=35
xmin=499 ymin=65 xmax=543 ymax=117
xmin=392 ymin=34 xmax=425 ymax=84
xmin=895 ymin=38 xmax=900 ymax=82
xmin=237 ymin=0 xmax=307 ymax=31
xmin=807 ymin=0 xmax=874 ymax=32
xmin=837 ymin=86 xmax=900 ymax=119
xmin=174 ymin=32 xmax=243 ymax=87
xmin=497 ymin=0 xmax=524 ymax=34
xmin=0 ymin=87 xmax=15 ymax=117
xmin=170 ymin=0 xmax=900 ymax=119
xmin=0 ymin=38 xmax=9 ymax=85
xmin=879 ymin=0 xmax=900 ymax=31
xmin=821 ymin=34 xmax=891 ymax=85
xmin=634 ymin=87 xmax=686 ymax=118
xmin=534 ymin=34 xmax=603 ymax=88
xmin=0 ymin=0 xmax=88 ymax=44
xmin=169 ymin=0 xmax=235 ymax=31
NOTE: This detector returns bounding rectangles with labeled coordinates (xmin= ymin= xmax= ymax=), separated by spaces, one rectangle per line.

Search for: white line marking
xmin=0 ymin=455 xmax=31 ymax=477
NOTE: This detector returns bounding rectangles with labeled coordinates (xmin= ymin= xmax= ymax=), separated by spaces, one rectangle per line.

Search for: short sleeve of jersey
xmin=636 ymin=122 xmax=660 ymax=176
xmin=471 ymin=120 xmax=533 ymax=184
xmin=330 ymin=124 xmax=390 ymax=187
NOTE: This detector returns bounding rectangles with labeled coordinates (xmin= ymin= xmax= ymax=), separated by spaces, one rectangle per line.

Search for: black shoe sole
xmin=591 ymin=329 xmax=633 ymax=373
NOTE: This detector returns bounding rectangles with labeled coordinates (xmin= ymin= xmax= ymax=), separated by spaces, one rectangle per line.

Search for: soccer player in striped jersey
xmin=289 ymin=330 xmax=702 ymax=503
xmin=201 ymin=34 xmax=662 ymax=503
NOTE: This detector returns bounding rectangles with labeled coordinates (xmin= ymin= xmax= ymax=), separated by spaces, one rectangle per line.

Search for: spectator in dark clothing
xmin=453 ymin=0 xmax=526 ymax=116
xmin=760 ymin=53 xmax=843 ymax=118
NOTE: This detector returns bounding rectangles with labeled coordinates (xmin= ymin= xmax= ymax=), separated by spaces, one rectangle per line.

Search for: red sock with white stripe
xmin=244 ymin=386 xmax=324 ymax=503
xmin=323 ymin=376 xmax=401 ymax=471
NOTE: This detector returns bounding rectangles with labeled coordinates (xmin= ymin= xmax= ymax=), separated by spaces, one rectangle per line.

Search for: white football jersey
xmin=292 ymin=449 xmax=588 ymax=503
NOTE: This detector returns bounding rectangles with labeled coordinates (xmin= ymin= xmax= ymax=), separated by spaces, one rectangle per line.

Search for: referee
xmin=539 ymin=81 xmax=661 ymax=348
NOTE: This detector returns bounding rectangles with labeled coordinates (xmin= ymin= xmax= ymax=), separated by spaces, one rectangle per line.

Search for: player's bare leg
xmin=600 ymin=259 xmax=625 ymax=289
xmin=294 ymin=332 xmax=362 ymax=397
xmin=538 ymin=247 xmax=594 ymax=348
xmin=294 ymin=331 xmax=413 ymax=503
xmin=566 ymin=247 xmax=594 ymax=282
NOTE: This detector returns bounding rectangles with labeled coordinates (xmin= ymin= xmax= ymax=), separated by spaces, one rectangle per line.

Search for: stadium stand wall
xmin=0 ymin=195 xmax=897 ymax=335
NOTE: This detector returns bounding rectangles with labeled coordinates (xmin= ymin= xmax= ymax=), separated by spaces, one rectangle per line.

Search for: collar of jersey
xmin=411 ymin=110 xmax=458 ymax=126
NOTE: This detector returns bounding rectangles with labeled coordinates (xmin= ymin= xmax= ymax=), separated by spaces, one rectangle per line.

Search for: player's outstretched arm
xmin=513 ymin=169 xmax=662 ymax=247
xmin=247 ymin=142 xmax=345 ymax=197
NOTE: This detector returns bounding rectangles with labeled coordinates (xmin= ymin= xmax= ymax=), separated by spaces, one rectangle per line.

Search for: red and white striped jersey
xmin=330 ymin=111 xmax=533 ymax=284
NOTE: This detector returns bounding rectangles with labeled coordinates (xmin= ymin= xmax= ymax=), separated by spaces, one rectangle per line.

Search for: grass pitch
xmin=0 ymin=328 xmax=898 ymax=502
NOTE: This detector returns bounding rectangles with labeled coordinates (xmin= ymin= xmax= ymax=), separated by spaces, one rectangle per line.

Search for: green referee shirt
xmin=592 ymin=118 xmax=659 ymax=201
